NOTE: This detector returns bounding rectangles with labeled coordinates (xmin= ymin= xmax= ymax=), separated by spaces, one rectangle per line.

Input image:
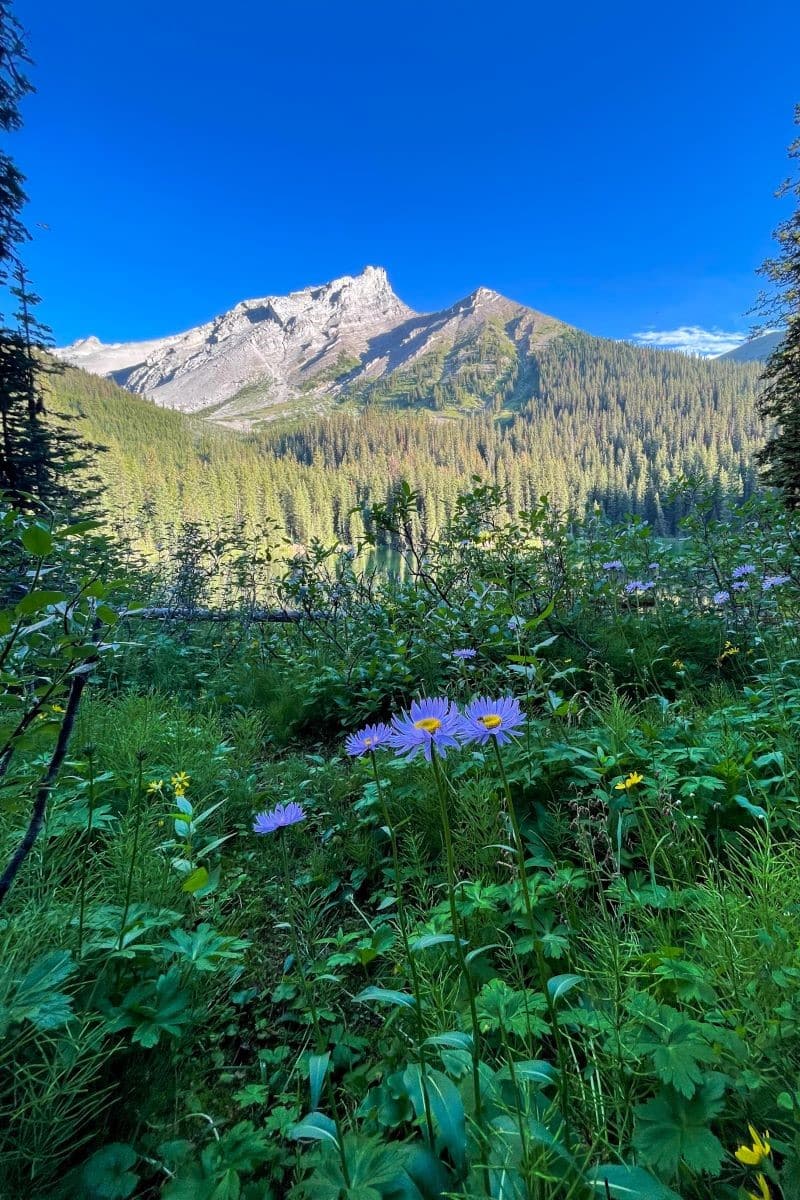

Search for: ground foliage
xmin=2 ymin=481 xmax=800 ymax=1198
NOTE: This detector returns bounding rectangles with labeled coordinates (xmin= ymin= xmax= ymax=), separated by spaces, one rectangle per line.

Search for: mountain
xmin=719 ymin=330 xmax=783 ymax=362
xmin=55 ymin=267 xmax=566 ymax=423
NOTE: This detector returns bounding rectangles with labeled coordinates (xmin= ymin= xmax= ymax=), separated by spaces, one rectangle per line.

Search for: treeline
xmin=47 ymin=332 xmax=764 ymax=550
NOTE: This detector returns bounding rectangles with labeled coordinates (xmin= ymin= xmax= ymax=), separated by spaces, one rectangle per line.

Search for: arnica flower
xmin=602 ymin=560 xmax=624 ymax=571
xmin=625 ymin=580 xmax=654 ymax=595
xmin=452 ymin=648 xmax=477 ymax=660
xmin=762 ymin=574 xmax=791 ymax=591
xmin=732 ymin=564 xmax=756 ymax=579
xmin=458 ymin=696 xmax=526 ymax=747
xmin=171 ymin=771 xmax=190 ymax=796
xmin=253 ymin=801 xmax=306 ymax=835
xmin=747 ymin=1175 xmax=771 ymax=1200
xmin=713 ymin=590 xmax=730 ymax=606
xmin=672 ymin=659 xmax=685 ymax=670
xmin=735 ymin=1126 xmax=771 ymax=1167
xmin=146 ymin=779 xmax=164 ymax=795
xmin=389 ymin=698 xmax=461 ymax=761
xmin=615 ymin=771 xmax=644 ymax=791
xmin=345 ymin=722 xmax=392 ymax=757
xmin=718 ymin=640 xmax=741 ymax=662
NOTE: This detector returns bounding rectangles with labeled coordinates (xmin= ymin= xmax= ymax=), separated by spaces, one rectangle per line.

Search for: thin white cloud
xmin=630 ymin=325 xmax=745 ymax=358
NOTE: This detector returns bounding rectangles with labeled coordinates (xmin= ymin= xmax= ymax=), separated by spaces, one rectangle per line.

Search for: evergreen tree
xmin=756 ymin=105 xmax=800 ymax=504
xmin=0 ymin=2 xmax=98 ymax=507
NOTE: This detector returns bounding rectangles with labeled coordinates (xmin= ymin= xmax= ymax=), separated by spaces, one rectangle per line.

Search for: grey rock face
xmin=55 ymin=266 xmax=564 ymax=420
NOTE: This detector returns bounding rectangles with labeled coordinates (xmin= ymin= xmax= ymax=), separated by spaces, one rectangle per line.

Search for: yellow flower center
xmin=364 ymin=737 xmax=374 ymax=747
xmin=414 ymin=717 xmax=442 ymax=733
xmin=478 ymin=714 xmax=503 ymax=730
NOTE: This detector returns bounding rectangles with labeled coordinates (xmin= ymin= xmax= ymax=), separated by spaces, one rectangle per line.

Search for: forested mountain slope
xmin=47 ymin=327 xmax=764 ymax=548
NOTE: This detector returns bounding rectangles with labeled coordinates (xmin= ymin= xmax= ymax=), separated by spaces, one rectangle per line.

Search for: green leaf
xmin=83 ymin=1143 xmax=138 ymax=1199
xmin=21 ymin=524 xmax=53 ymax=557
xmin=423 ymin=1031 xmax=473 ymax=1051
xmin=181 ymin=866 xmax=209 ymax=894
xmin=16 ymin=589 xmax=66 ymax=615
xmin=0 ymin=950 xmax=75 ymax=1033
xmin=734 ymin=794 xmax=768 ymax=821
xmin=587 ymin=1163 xmax=683 ymax=1199
xmin=476 ymin=978 xmax=548 ymax=1038
xmin=108 ymin=968 xmax=191 ymax=1047
xmin=354 ymin=986 xmax=416 ymax=1009
xmin=291 ymin=1111 xmax=339 ymax=1147
xmin=499 ymin=1059 xmax=557 ymax=1087
xmin=309 ymin=1052 xmax=330 ymax=1111
xmin=633 ymin=1077 xmax=727 ymax=1177
xmin=403 ymin=1064 xmax=467 ymax=1172
xmin=547 ymin=973 xmax=583 ymax=1002
xmin=410 ymin=933 xmax=458 ymax=952
xmin=635 ymin=1007 xmax=717 ymax=1097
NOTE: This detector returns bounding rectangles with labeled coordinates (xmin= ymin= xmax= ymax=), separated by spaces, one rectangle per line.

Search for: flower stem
xmin=430 ymin=747 xmax=490 ymax=1193
xmin=490 ymin=736 xmax=573 ymax=1147
xmin=119 ymin=754 xmax=144 ymax=951
xmin=77 ymin=746 xmax=96 ymax=958
xmin=369 ymin=751 xmax=435 ymax=1148
xmin=278 ymin=833 xmax=351 ymax=1189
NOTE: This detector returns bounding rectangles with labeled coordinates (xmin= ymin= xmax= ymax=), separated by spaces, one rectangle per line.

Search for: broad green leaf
xmin=498 ymin=1059 xmax=558 ymax=1087
xmin=181 ymin=866 xmax=209 ymax=894
xmin=633 ymin=1077 xmax=727 ymax=1177
xmin=309 ymin=1052 xmax=330 ymax=1110
xmin=16 ymin=589 xmax=66 ymax=615
xmin=547 ymin=973 xmax=584 ymax=1002
xmin=423 ymin=1032 xmax=473 ymax=1051
xmin=403 ymin=1064 xmax=467 ymax=1172
xmin=291 ymin=1111 xmax=339 ymax=1147
xmin=411 ymin=933 xmax=458 ymax=952
xmin=0 ymin=950 xmax=75 ymax=1033
xmin=587 ymin=1164 xmax=683 ymax=1199
xmin=82 ymin=1143 xmax=138 ymax=1199
xmin=21 ymin=524 xmax=53 ymax=557
xmin=354 ymin=986 xmax=416 ymax=1009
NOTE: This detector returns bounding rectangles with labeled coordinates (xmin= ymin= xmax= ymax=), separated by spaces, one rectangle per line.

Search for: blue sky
xmin=13 ymin=0 xmax=800 ymax=352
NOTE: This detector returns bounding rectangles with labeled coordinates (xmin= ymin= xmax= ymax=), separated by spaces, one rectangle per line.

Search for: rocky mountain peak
xmin=55 ymin=268 xmax=564 ymax=422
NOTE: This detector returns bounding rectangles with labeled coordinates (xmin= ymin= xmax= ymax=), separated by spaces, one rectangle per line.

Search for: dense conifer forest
xmin=48 ymin=332 xmax=763 ymax=551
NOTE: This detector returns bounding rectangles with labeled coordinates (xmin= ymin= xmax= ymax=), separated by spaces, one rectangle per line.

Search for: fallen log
xmin=118 ymin=606 xmax=330 ymax=623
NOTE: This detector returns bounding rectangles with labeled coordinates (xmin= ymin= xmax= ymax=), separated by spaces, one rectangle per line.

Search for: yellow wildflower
xmin=51 ymin=704 xmax=65 ymax=713
xmin=672 ymin=659 xmax=684 ymax=670
xmin=147 ymin=779 xmax=164 ymax=795
xmin=171 ymin=771 xmax=190 ymax=796
xmin=615 ymin=771 xmax=644 ymax=791
xmin=746 ymin=1174 xmax=771 ymax=1200
xmin=735 ymin=1126 xmax=771 ymax=1167
xmin=718 ymin=640 xmax=741 ymax=663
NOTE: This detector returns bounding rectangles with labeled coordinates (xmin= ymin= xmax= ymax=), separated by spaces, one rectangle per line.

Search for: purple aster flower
xmin=388 ymin=698 xmax=461 ymax=762
xmin=647 ymin=562 xmax=660 ymax=572
xmin=458 ymin=696 xmax=526 ymax=747
xmin=713 ymin=590 xmax=730 ymax=606
xmin=452 ymin=648 xmax=477 ymax=660
xmin=732 ymin=564 xmax=756 ymax=579
xmin=253 ymin=802 xmax=306 ymax=835
xmin=732 ymin=580 xmax=749 ymax=592
xmin=762 ymin=574 xmax=791 ymax=591
xmin=507 ymin=615 xmax=523 ymax=632
xmin=602 ymin=560 xmax=624 ymax=572
xmin=624 ymin=580 xmax=654 ymax=595
xmin=344 ymin=722 xmax=392 ymax=757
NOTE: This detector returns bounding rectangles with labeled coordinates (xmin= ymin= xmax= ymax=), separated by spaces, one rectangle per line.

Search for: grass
xmin=2 ymin=487 xmax=800 ymax=1197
